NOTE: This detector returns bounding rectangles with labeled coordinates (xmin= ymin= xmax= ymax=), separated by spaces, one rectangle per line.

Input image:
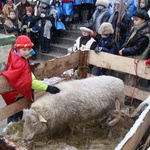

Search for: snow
xmin=115 ymin=95 xmax=150 ymax=150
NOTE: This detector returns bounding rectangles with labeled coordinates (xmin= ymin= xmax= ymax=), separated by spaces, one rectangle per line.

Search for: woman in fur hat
xmin=0 ymin=35 xmax=60 ymax=123
xmin=92 ymin=22 xmax=118 ymax=76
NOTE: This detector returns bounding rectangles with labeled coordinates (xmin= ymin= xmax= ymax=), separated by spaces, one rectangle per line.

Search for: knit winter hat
xmin=14 ymin=35 xmax=34 ymax=50
xmin=80 ymin=27 xmax=94 ymax=36
xmin=133 ymin=9 xmax=149 ymax=21
xmin=41 ymin=0 xmax=50 ymax=6
xmin=26 ymin=6 xmax=34 ymax=14
xmin=95 ymin=0 xmax=109 ymax=7
xmin=98 ymin=22 xmax=114 ymax=35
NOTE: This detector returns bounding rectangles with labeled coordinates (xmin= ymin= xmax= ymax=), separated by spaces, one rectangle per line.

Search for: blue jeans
xmin=92 ymin=67 xmax=107 ymax=76
xmin=7 ymin=111 xmax=23 ymax=124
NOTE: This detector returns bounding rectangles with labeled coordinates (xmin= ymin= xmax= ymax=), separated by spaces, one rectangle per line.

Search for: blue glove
xmin=94 ymin=47 xmax=102 ymax=53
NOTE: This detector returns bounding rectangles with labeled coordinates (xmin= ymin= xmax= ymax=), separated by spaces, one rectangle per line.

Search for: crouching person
xmin=0 ymin=35 xmax=60 ymax=124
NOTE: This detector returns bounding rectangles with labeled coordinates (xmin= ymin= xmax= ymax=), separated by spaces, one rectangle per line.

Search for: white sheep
xmin=22 ymin=76 xmax=125 ymax=140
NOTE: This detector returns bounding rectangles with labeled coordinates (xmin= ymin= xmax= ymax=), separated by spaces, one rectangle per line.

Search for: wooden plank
xmin=124 ymin=85 xmax=150 ymax=101
xmin=0 ymin=98 xmax=31 ymax=121
xmin=121 ymin=109 xmax=150 ymax=150
xmin=33 ymin=51 xmax=80 ymax=80
xmin=0 ymin=76 xmax=14 ymax=93
xmin=88 ymin=51 xmax=150 ymax=80
xmin=0 ymin=90 xmax=48 ymax=121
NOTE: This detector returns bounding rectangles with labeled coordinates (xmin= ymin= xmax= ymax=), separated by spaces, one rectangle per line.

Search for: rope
xmin=130 ymin=58 xmax=139 ymax=106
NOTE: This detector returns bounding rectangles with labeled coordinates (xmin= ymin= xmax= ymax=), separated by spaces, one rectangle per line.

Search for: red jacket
xmin=1 ymin=48 xmax=32 ymax=105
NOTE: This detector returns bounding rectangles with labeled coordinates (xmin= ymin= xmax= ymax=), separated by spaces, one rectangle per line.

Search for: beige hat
xmin=95 ymin=0 xmax=109 ymax=7
xmin=98 ymin=22 xmax=114 ymax=35
xmin=80 ymin=27 xmax=94 ymax=36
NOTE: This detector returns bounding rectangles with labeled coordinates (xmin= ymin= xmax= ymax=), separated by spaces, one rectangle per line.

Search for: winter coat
xmin=73 ymin=0 xmax=82 ymax=5
xmin=4 ymin=18 xmax=21 ymax=36
xmin=88 ymin=8 xmax=110 ymax=33
xmin=96 ymin=34 xmax=118 ymax=54
xmin=21 ymin=15 xmax=39 ymax=33
xmin=122 ymin=22 xmax=150 ymax=59
xmin=55 ymin=5 xmax=66 ymax=30
xmin=76 ymin=35 xmax=97 ymax=50
xmin=82 ymin=0 xmax=95 ymax=4
xmin=0 ymin=48 xmax=48 ymax=105
xmin=62 ymin=1 xmax=74 ymax=16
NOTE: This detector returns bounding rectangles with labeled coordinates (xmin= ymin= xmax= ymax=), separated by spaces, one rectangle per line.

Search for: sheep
xmin=22 ymin=76 xmax=125 ymax=140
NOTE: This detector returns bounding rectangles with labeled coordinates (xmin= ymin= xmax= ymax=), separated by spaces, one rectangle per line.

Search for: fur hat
xmin=98 ymin=22 xmax=114 ymax=35
xmin=26 ymin=6 xmax=34 ymax=14
xmin=133 ymin=9 xmax=149 ymax=21
xmin=95 ymin=0 xmax=109 ymax=7
xmin=14 ymin=35 xmax=34 ymax=50
xmin=80 ymin=27 xmax=94 ymax=36
xmin=41 ymin=0 xmax=50 ymax=5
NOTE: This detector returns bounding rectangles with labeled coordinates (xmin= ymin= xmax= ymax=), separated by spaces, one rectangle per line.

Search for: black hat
xmin=133 ymin=9 xmax=149 ymax=21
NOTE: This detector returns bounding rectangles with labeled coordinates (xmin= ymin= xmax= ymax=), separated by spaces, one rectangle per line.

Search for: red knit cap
xmin=26 ymin=6 xmax=34 ymax=14
xmin=14 ymin=35 xmax=34 ymax=50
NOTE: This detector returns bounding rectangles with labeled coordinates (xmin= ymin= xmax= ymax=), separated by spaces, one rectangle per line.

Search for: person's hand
xmin=46 ymin=85 xmax=60 ymax=94
xmin=23 ymin=25 xmax=27 ymax=29
xmin=94 ymin=47 xmax=102 ymax=53
xmin=26 ymin=28 xmax=31 ymax=32
xmin=119 ymin=48 xmax=124 ymax=55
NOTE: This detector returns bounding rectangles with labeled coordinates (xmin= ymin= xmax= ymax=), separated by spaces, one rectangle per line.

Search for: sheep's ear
xmin=37 ymin=114 xmax=47 ymax=123
xmin=115 ymin=99 xmax=121 ymax=111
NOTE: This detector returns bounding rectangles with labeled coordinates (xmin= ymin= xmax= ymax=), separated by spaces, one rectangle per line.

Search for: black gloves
xmin=46 ymin=85 xmax=60 ymax=94
xmin=94 ymin=47 xmax=102 ymax=53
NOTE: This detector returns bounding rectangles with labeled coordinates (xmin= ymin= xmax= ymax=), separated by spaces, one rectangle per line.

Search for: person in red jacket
xmin=1 ymin=35 xmax=60 ymax=123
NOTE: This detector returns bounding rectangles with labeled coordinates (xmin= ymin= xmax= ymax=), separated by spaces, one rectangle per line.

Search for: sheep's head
xmin=100 ymin=99 xmax=134 ymax=129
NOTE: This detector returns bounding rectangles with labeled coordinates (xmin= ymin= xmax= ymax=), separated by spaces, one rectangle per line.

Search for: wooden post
xmin=78 ymin=50 xmax=89 ymax=78
xmin=115 ymin=0 xmax=123 ymax=43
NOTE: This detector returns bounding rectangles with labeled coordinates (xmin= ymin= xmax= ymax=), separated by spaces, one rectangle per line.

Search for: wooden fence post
xmin=78 ymin=50 xmax=89 ymax=78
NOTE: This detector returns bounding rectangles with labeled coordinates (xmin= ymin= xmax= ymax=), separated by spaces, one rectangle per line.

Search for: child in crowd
xmin=35 ymin=0 xmax=55 ymax=53
xmin=17 ymin=0 xmax=32 ymax=20
xmin=54 ymin=0 xmax=66 ymax=38
xmin=4 ymin=8 xmax=21 ymax=36
xmin=119 ymin=9 xmax=150 ymax=60
xmin=20 ymin=6 xmax=39 ymax=53
xmin=2 ymin=0 xmax=17 ymax=19
xmin=68 ymin=26 xmax=97 ymax=53
xmin=0 ymin=35 xmax=60 ymax=123
xmin=139 ymin=0 xmax=149 ymax=11
xmin=62 ymin=0 xmax=74 ymax=28
xmin=93 ymin=22 xmax=118 ymax=76
xmin=119 ymin=9 xmax=150 ymax=87
xmin=85 ymin=0 xmax=110 ymax=34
